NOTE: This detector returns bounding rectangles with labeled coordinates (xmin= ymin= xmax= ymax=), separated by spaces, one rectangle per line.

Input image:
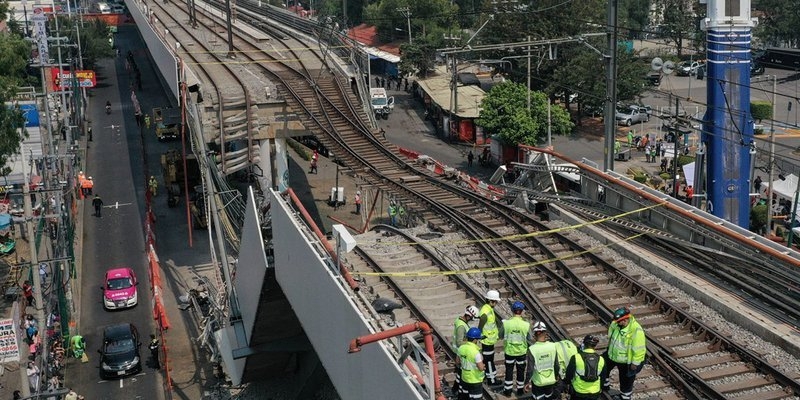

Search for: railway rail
xmin=151 ymin=2 xmax=800 ymax=398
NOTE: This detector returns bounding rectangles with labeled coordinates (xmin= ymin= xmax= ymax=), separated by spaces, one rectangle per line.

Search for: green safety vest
xmin=389 ymin=205 xmax=397 ymax=216
xmin=555 ymin=340 xmax=578 ymax=378
xmin=607 ymin=316 xmax=647 ymax=365
xmin=529 ymin=341 xmax=558 ymax=387
xmin=458 ymin=342 xmax=484 ymax=384
xmin=502 ymin=316 xmax=530 ymax=357
xmin=453 ymin=317 xmax=470 ymax=352
xmin=479 ymin=304 xmax=499 ymax=345
xmin=571 ymin=349 xmax=605 ymax=395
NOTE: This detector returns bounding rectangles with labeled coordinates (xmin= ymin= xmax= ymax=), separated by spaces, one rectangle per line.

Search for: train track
xmin=155 ymin=2 xmax=800 ymax=399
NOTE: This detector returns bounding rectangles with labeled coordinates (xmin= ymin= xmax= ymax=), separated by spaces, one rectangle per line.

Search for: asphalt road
xmin=64 ymin=34 xmax=164 ymax=400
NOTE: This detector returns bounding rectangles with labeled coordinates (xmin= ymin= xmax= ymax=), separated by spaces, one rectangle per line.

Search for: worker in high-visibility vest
xmin=388 ymin=202 xmax=397 ymax=226
xmin=601 ymin=307 xmax=646 ymax=400
xmin=149 ymin=176 xmax=158 ymax=197
xmin=524 ymin=322 xmax=560 ymax=399
xmin=456 ymin=327 xmax=486 ymax=400
xmin=502 ymin=301 xmax=531 ymax=397
xmin=81 ymin=176 xmax=93 ymax=197
xmin=479 ymin=290 xmax=501 ymax=386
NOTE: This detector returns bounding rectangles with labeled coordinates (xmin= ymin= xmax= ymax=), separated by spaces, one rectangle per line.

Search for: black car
xmin=98 ymin=323 xmax=142 ymax=379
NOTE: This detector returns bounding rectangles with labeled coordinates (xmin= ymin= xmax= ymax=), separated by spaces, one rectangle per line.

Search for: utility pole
xmin=224 ymin=0 xmax=235 ymax=57
xmin=766 ymin=74 xmax=777 ymax=237
xmin=22 ymin=149 xmax=45 ymax=398
xmin=603 ymin=0 xmax=619 ymax=172
xmin=673 ymin=96 xmax=680 ymax=198
xmin=397 ymin=7 xmax=411 ymax=44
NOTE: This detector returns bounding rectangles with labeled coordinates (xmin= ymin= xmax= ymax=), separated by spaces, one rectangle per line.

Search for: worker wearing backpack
xmin=565 ymin=335 xmax=605 ymax=399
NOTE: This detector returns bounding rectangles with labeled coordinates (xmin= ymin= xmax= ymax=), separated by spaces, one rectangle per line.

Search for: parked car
xmin=98 ymin=323 xmax=142 ymax=379
xmin=676 ymin=61 xmax=704 ymax=76
xmin=102 ymin=268 xmax=138 ymax=310
xmin=615 ymin=106 xmax=650 ymax=126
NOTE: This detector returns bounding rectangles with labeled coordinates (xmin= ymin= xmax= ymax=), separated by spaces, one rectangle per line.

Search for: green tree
xmin=48 ymin=17 xmax=114 ymax=69
xmin=654 ymin=0 xmax=698 ymax=56
xmin=750 ymin=100 xmax=773 ymax=122
xmin=753 ymin=0 xmax=800 ymax=47
xmin=0 ymin=79 xmax=29 ymax=178
xmin=476 ymin=81 xmax=572 ymax=146
xmin=399 ymin=41 xmax=436 ymax=77
xmin=0 ymin=33 xmax=32 ymax=86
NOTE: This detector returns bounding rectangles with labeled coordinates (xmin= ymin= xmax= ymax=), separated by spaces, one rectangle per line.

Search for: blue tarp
xmin=0 ymin=214 xmax=11 ymax=230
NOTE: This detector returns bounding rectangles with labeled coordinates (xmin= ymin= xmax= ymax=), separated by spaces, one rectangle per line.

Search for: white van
xmin=92 ymin=2 xmax=112 ymax=14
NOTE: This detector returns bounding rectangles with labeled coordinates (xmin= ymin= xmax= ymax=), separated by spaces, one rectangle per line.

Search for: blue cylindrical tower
xmin=701 ymin=0 xmax=755 ymax=227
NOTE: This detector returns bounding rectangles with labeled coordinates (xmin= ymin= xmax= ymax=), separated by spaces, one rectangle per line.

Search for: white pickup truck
xmin=370 ymin=88 xmax=394 ymax=120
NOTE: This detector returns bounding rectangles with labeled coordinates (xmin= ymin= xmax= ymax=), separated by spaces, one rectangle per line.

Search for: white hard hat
xmin=465 ymin=305 xmax=479 ymax=318
xmin=532 ymin=321 xmax=547 ymax=332
xmin=485 ymin=290 xmax=500 ymax=301
xmin=357 ymin=191 xmax=361 ymax=195
xmin=88 ymin=176 xmax=93 ymax=180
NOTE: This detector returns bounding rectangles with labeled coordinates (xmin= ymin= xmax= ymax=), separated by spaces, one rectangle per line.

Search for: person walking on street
xmin=309 ymin=149 xmax=319 ymax=174
xmin=524 ymin=322 xmax=560 ymax=400
xmin=149 ymin=334 xmax=161 ymax=369
xmin=601 ymin=307 xmax=646 ymax=400
xmin=502 ymin=301 xmax=531 ymax=397
xmin=86 ymin=177 xmax=94 ymax=195
xmin=354 ymin=191 xmax=362 ymax=215
xmin=149 ymin=176 xmax=159 ymax=197
xmin=565 ymin=335 xmax=605 ymax=400
xmin=22 ymin=280 xmax=34 ymax=306
xmin=467 ymin=151 xmax=474 ymax=167
xmin=478 ymin=290 xmax=501 ymax=386
xmin=87 ymin=126 xmax=93 ymax=142
xmin=27 ymin=361 xmax=40 ymax=392
xmin=92 ymin=194 xmax=104 ymax=217
xmin=456 ymin=327 xmax=486 ymax=400
xmin=452 ymin=305 xmax=480 ymax=397
xmin=754 ymin=175 xmax=763 ymax=193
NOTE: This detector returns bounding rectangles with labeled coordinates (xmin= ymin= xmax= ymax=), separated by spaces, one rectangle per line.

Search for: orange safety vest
xmin=81 ymin=179 xmax=92 ymax=189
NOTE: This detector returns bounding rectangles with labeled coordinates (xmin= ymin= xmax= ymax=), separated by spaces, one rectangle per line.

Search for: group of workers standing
xmin=452 ymin=291 xmax=646 ymax=400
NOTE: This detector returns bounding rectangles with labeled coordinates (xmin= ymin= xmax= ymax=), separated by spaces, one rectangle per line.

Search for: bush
xmin=287 ymin=139 xmax=311 ymax=161
xmin=633 ymin=173 xmax=648 ymax=183
xmin=750 ymin=100 xmax=772 ymax=122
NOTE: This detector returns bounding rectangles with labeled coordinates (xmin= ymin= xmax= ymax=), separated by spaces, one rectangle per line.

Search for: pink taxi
xmin=103 ymin=268 xmax=138 ymax=310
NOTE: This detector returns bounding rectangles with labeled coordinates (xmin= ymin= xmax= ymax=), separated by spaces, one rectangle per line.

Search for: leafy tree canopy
xmin=0 ymin=78 xmax=29 ymax=177
xmin=753 ymin=0 xmax=800 ymax=47
xmin=0 ymin=32 xmax=33 ymax=86
xmin=477 ymin=81 xmax=572 ymax=147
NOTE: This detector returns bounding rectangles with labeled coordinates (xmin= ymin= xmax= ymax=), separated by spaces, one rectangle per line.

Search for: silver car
xmin=615 ymin=106 xmax=650 ymax=126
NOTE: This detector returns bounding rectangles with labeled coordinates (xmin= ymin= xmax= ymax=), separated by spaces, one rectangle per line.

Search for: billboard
xmin=50 ymin=69 xmax=97 ymax=90
xmin=0 ymin=318 xmax=20 ymax=362
xmin=31 ymin=7 xmax=49 ymax=65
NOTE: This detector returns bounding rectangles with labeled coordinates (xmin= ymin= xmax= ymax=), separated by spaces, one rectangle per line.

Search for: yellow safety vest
xmin=503 ymin=316 xmax=530 ymax=357
xmin=452 ymin=317 xmax=470 ymax=352
xmin=607 ymin=316 xmax=646 ymax=365
xmin=529 ymin=341 xmax=558 ymax=387
xmin=479 ymin=304 xmax=498 ymax=345
xmin=571 ymin=349 xmax=605 ymax=395
xmin=458 ymin=342 xmax=484 ymax=384
xmin=555 ymin=339 xmax=578 ymax=378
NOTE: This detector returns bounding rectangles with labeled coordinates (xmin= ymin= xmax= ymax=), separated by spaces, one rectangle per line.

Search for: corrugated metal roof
xmin=417 ymin=75 xmax=486 ymax=119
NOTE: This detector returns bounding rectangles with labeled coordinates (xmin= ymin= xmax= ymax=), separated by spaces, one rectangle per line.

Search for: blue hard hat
xmin=511 ymin=301 xmax=525 ymax=312
xmin=466 ymin=327 xmax=485 ymax=340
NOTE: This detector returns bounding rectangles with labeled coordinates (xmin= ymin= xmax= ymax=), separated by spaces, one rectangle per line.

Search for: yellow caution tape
xmin=370 ymin=202 xmax=666 ymax=247
xmin=353 ymin=232 xmax=647 ymax=277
